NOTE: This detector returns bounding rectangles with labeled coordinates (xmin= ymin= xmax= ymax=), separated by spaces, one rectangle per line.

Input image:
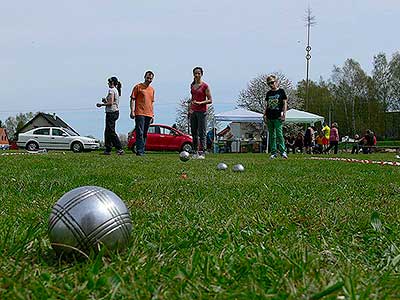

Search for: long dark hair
xmin=108 ymin=76 xmax=122 ymax=96
xmin=191 ymin=67 xmax=203 ymax=86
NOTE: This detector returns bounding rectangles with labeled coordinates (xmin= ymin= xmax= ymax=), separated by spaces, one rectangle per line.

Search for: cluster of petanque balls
xmin=48 ymin=153 xmax=245 ymax=256
xmin=179 ymin=151 xmax=244 ymax=172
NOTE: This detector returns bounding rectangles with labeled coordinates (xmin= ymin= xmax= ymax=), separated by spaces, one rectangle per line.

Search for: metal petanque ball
xmin=48 ymin=186 xmax=132 ymax=254
xmin=233 ymin=164 xmax=245 ymax=172
xmin=217 ymin=162 xmax=228 ymax=170
xmin=179 ymin=150 xmax=190 ymax=162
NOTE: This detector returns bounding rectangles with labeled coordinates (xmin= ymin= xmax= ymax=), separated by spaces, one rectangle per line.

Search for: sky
xmin=1 ymin=0 xmax=399 ymax=139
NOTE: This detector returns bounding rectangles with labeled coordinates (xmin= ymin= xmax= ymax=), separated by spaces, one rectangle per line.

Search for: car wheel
xmin=26 ymin=141 xmax=39 ymax=151
xmin=181 ymin=143 xmax=192 ymax=153
xmin=130 ymin=143 xmax=136 ymax=153
xmin=71 ymin=142 xmax=83 ymax=153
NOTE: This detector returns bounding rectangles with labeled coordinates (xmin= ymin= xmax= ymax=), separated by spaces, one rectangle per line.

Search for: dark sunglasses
xmin=267 ymin=81 xmax=275 ymax=85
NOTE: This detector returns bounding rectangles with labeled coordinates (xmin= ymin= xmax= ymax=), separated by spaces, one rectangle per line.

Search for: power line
xmin=0 ymin=100 xmax=237 ymax=114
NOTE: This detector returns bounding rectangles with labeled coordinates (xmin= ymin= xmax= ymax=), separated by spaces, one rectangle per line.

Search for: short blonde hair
xmin=267 ymin=75 xmax=277 ymax=82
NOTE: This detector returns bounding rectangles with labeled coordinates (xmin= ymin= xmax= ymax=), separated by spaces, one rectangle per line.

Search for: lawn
xmin=0 ymin=151 xmax=399 ymax=299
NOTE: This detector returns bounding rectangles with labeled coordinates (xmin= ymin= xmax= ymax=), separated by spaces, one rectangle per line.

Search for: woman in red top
xmin=190 ymin=67 xmax=213 ymax=159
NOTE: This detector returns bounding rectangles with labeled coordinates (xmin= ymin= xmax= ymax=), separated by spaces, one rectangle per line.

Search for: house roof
xmin=18 ymin=113 xmax=78 ymax=134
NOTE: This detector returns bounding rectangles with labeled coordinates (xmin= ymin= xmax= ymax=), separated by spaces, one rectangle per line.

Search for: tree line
xmin=2 ymin=52 xmax=399 ymax=141
xmin=237 ymin=52 xmax=400 ymax=139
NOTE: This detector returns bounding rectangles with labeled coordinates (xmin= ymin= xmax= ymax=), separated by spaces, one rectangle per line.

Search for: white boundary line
xmin=309 ymin=156 xmax=400 ymax=166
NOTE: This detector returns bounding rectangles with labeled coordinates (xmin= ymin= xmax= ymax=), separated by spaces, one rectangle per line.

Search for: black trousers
xmin=104 ymin=111 xmax=122 ymax=152
xmin=190 ymin=111 xmax=207 ymax=153
xmin=325 ymin=141 xmax=338 ymax=154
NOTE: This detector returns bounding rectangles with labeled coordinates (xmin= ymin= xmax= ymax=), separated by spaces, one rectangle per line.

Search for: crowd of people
xmin=284 ymin=124 xmax=376 ymax=155
xmin=97 ymin=67 xmax=212 ymax=158
xmin=96 ymin=71 xmax=377 ymax=159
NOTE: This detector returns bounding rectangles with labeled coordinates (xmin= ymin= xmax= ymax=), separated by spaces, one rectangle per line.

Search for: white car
xmin=17 ymin=127 xmax=99 ymax=152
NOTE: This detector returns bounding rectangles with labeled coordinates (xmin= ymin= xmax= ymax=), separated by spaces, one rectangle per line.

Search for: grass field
xmin=1 ymin=151 xmax=399 ymax=299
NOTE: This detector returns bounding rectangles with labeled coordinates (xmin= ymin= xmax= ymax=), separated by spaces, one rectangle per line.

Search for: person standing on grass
xmin=264 ymin=75 xmax=288 ymax=159
xmin=322 ymin=122 xmax=330 ymax=150
xmin=324 ymin=122 xmax=339 ymax=154
xmin=130 ymin=71 xmax=155 ymax=156
xmin=190 ymin=66 xmax=213 ymax=159
xmin=304 ymin=125 xmax=315 ymax=154
xmin=96 ymin=76 xmax=124 ymax=155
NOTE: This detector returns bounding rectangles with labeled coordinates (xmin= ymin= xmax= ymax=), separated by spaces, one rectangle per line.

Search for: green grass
xmin=0 ymin=151 xmax=399 ymax=299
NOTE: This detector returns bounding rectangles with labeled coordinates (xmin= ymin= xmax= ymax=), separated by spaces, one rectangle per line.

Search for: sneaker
xmin=102 ymin=151 xmax=111 ymax=155
xmin=192 ymin=153 xmax=199 ymax=159
xmin=197 ymin=154 xmax=205 ymax=159
xmin=270 ymin=154 xmax=277 ymax=160
xmin=282 ymin=152 xmax=288 ymax=159
xmin=117 ymin=149 xmax=124 ymax=155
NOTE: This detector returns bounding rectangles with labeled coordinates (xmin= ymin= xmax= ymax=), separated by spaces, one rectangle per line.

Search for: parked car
xmin=127 ymin=124 xmax=193 ymax=152
xmin=17 ymin=127 xmax=100 ymax=152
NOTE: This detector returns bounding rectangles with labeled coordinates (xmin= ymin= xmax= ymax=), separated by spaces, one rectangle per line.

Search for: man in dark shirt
xmin=264 ymin=75 xmax=288 ymax=159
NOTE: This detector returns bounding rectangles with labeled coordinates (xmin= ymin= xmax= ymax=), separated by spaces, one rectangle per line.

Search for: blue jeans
xmin=135 ymin=115 xmax=152 ymax=155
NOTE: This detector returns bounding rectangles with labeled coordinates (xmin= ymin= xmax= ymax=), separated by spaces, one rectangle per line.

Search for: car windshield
xmin=64 ymin=128 xmax=78 ymax=136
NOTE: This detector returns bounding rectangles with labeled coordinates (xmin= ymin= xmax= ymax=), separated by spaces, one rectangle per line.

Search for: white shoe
xmin=282 ymin=152 xmax=288 ymax=159
xmin=270 ymin=154 xmax=277 ymax=160
xmin=192 ymin=153 xmax=199 ymax=159
xmin=198 ymin=154 xmax=205 ymax=159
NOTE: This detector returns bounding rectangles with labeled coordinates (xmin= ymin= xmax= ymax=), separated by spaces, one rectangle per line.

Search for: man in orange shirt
xmin=130 ymin=71 xmax=155 ymax=156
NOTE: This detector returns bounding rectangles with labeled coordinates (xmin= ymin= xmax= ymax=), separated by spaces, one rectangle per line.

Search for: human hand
xmin=130 ymin=112 xmax=135 ymax=119
xmin=101 ymin=97 xmax=107 ymax=103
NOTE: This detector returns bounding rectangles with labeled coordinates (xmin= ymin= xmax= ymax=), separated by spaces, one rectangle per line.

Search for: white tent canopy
xmin=214 ymin=108 xmax=324 ymax=124
xmin=214 ymin=108 xmax=264 ymax=123
xmin=285 ymin=109 xmax=324 ymax=124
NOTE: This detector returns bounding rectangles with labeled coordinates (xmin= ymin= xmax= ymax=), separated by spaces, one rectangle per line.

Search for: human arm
xmin=280 ymin=98 xmax=288 ymax=121
xmin=130 ymin=86 xmax=136 ymax=119
xmin=96 ymin=90 xmax=115 ymax=108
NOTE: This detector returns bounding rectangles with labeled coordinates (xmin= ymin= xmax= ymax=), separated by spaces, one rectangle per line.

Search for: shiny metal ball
xmin=179 ymin=151 xmax=190 ymax=162
xmin=48 ymin=186 xmax=132 ymax=254
xmin=233 ymin=164 xmax=245 ymax=172
xmin=217 ymin=162 xmax=228 ymax=170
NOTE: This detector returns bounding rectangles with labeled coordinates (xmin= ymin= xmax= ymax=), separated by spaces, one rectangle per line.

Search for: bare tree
xmin=175 ymin=97 xmax=218 ymax=134
xmin=175 ymin=97 xmax=191 ymax=134
xmin=372 ymin=53 xmax=391 ymax=112
xmin=388 ymin=52 xmax=400 ymax=111
xmin=5 ymin=112 xmax=35 ymax=140
xmin=237 ymin=71 xmax=302 ymax=114
xmin=330 ymin=59 xmax=375 ymax=135
xmin=119 ymin=133 xmax=128 ymax=147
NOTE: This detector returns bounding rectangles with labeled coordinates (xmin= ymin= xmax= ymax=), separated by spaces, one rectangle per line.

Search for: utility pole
xmin=305 ymin=7 xmax=316 ymax=111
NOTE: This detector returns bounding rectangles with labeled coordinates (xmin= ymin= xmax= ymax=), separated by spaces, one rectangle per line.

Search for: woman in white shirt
xmin=96 ymin=76 xmax=124 ymax=155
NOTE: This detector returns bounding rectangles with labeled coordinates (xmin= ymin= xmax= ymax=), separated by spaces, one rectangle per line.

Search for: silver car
xmin=17 ymin=127 xmax=99 ymax=152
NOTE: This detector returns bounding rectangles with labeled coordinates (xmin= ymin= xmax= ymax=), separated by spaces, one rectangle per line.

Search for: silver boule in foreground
xmin=179 ymin=151 xmax=190 ymax=162
xmin=49 ymin=186 xmax=132 ymax=254
xmin=217 ymin=162 xmax=228 ymax=170
xmin=233 ymin=164 xmax=245 ymax=172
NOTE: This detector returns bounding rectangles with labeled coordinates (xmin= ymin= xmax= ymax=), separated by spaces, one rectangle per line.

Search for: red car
xmin=127 ymin=124 xmax=193 ymax=153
